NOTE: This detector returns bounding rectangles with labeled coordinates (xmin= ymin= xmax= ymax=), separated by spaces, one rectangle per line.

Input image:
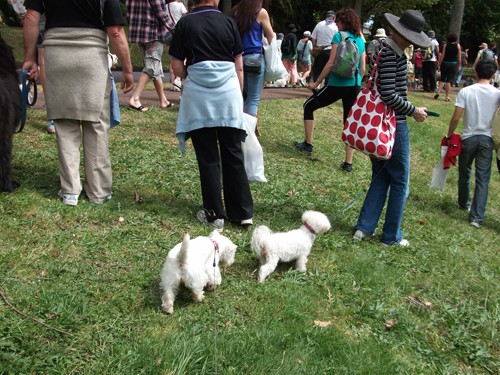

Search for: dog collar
xmin=304 ymin=222 xmax=316 ymax=235
xmin=210 ymin=238 xmax=219 ymax=252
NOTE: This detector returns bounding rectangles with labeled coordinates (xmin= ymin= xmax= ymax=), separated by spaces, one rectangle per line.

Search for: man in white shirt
xmin=311 ymin=10 xmax=338 ymax=82
xmin=446 ymin=60 xmax=500 ymax=227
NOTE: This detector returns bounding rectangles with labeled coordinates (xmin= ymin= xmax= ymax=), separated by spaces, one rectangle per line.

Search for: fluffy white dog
xmin=160 ymin=230 xmax=237 ymax=314
xmin=251 ymin=211 xmax=331 ymax=283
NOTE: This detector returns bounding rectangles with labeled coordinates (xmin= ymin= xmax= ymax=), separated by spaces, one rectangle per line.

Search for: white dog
xmin=160 ymin=230 xmax=237 ymax=314
xmin=251 ymin=211 xmax=331 ymax=283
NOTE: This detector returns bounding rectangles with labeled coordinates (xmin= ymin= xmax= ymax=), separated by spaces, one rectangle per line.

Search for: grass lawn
xmin=1 ymin=24 xmax=499 ymax=375
xmin=1 ymin=87 xmax=499 ymax=374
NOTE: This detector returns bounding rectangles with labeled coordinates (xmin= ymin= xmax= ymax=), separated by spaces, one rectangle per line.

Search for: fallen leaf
xmin=118 ymin=217 xmax=125 ymax=223
xmin=133 ymin=190 xmax=144 ymax=203
xmin=295 ymin=358 xmax=303 ymax=365
xmin=313 ymin=320 xmax=332 ymax=328
xmin=46 ymin=314 xmax=58 ymax=320
xmin=384 ymin=318 xmax=397 ymax=330
xmin=406 ymin=295 xmax=433 ymax=309
xmin=226 ymin=320 xmax=232 ymax=327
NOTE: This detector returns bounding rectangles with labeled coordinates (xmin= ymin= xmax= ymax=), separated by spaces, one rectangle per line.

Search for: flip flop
xmin=161 ymin=102 xmax=175 ymax=109
xmin=127 ymin=104 xmax=148 ymax=112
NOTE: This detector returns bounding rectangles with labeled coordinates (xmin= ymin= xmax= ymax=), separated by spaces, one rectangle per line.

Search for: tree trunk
xmin=448 ymin=0 xmax=465 ymax=40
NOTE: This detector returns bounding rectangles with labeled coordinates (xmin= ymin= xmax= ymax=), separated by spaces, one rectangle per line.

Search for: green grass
xmin=1 ymin=88 xmax=498 ymax=374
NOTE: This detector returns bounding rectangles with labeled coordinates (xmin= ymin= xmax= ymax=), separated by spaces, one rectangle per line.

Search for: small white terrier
xmin=251 ymin=211 xmax=331 ymax=283
xmin=160 ymin=230 xmax=237 ymax=314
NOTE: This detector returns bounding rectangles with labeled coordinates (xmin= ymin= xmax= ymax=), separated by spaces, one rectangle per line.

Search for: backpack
xmin=281 ymin=33 xmax=295 ymax=55
xmin=421 ymin=46 xmax=433 ymax=60
xmin=331 ymin=32 xmax=359 ymax=78
xmin=481 ymin=49 xmax=495 ymax=61
xmin=297 ymin=41 xmax=305 ymax=61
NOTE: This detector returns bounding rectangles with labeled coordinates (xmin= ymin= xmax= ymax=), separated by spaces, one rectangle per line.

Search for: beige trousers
xmin=55 ymin=86 xmax=112 ymax=203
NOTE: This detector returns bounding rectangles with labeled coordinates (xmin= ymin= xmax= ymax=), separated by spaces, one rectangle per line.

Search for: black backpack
xmin=281 ymin=33 xmax=295 ymax=55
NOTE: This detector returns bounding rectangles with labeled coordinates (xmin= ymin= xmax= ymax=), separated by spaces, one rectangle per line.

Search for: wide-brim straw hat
xmin=374 ymin=28 xmax=387 ymax=38
xmin=479 ymin=42 xmax=488 ymax=49
xmin=384 ymin=10 xmax=431 ymax=48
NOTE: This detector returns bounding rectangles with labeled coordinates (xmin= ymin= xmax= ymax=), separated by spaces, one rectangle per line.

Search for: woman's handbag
xmin=243 ymin=57 xmax=262 ymax=74
xmin=341 ymin=48 xmax=396 ymax=160
xmin=263 ymin=36 xmax=287 ymax=82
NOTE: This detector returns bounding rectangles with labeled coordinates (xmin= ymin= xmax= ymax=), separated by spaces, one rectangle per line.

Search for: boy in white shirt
xmin=446 ymin=60 xmax=500 ymax=227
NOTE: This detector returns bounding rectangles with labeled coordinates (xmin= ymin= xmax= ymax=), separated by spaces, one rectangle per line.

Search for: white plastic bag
xmin=430 ymin=145 xmax=449 ymax=191
xmin=263 ymin=36 xmax=287 ymax=82
xmin=241 ymin=113 xmax=267 ymax=183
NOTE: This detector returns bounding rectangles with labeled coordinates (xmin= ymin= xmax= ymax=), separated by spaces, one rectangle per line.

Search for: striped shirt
xmin=373 ymin=38 xmax=416 ymax=123
xmin=126 ymin=0 xmax=175 ymax=43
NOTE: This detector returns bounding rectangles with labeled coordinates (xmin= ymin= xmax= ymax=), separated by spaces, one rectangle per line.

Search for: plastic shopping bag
xmin=241 ymin=113 xmax=267 ymax=183
xmin=430 ymin=145 xmax=449 ymax=191
xmin=263 ymin=36 xmax=287 ymax=82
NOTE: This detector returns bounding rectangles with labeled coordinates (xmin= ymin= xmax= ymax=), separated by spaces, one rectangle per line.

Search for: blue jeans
xmin=458 ymin=135 xmax=493 ymax=224
xmin=355 ymin=122 xmax=410 ymax=245
xmin=243 ymin=53 xmax=265 ymax=116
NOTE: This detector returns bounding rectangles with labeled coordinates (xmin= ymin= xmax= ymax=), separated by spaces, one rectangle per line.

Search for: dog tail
xmin=251 ymin=225 xmax=272 ymax=258
xmin=177 ymin=233 xmax=190 ymax=265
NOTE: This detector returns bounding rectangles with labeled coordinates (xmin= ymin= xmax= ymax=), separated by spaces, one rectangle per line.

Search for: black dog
xmin=0 ymin=35 xmax=21 ymax=192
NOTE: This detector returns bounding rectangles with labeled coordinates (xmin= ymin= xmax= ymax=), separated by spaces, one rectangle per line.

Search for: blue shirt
xmin=327 ymin=31 xmax=365 ymax=87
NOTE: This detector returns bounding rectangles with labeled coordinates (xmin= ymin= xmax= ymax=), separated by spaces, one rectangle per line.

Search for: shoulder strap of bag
xmin=367 ymin=46 xmax=386 ymax=90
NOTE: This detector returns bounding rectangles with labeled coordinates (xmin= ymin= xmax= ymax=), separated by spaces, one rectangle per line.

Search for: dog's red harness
xmin=304 ymin=222 xmax=316 ymax=235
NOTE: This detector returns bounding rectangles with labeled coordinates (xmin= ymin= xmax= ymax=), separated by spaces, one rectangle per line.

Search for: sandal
xmin=445 ymin=98 xmax=450 ymax=102
xmin=161 ymin=102 xmax=176 ymax=109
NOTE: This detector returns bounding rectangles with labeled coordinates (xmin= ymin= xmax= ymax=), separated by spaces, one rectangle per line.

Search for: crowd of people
xmin=3 ymin=0 xmax=498 ymax=238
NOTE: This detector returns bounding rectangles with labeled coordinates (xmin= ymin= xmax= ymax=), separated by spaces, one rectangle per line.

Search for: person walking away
xmin=22 ymin=0 xmax=134 ymax=206
xmin=353 ymin=9 xmax=430 ymax=247
xmin=366 ymin=28 xmax=386 ymax=63
xmin=230 ymin=0 xmax=274 ymax=135
xmin=421 ymin=30 xmax=439 ymax=92
xmin=126 ymin=0 xmax=175 ymax=111
xmin=170 ymin=0 xmax=253 ymax=230
xmin=454 ymin=44 xmax=467 ymax=87
xmin=293 ymin=7 xmax=366 ymax=174
xmin=445 ymin=60 xmax=500 ymax=227
xmin=435 ymin=32 xmax=461 ymax=102
xmin=311 ymin=10 xmax=338 ymax=85
xmin=413 ymin=47 xmax=423 ymax=85
xmin=281 ymin=23 xmax=299 ymax=86
xmin=297 ymin=30 xmax=313 ymax=86
xmin=166 ymin=0 xmax=187 ymax=92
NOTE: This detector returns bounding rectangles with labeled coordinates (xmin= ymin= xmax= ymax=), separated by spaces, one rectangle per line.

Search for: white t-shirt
xmin=311 ymin=18 xmax=338 ymax=50
xmin=429 ymin=39 xmax=439 ymax=62
xmin=455 ymin=83 xmax=500 ymax=139
xmin=167 ymin=1 xmax=187 ymax=24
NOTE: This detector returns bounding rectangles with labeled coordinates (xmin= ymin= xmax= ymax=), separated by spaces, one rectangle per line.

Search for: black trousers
xmin=312 ymin=49 xmax=331 ymax=82
xmin=303 ymin=85 xmax=360 ymax=122
xmin=191 ymin=127 xmax=253 ymax=222
xmin=422 ymin=60 xmax=437 ymax=92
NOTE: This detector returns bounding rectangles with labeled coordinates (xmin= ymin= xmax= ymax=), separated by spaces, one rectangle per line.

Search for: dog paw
xmin=193 ymin=293 xmax=205 ymax=303
xmin=161 ymin=304 xmax=174 ymax=315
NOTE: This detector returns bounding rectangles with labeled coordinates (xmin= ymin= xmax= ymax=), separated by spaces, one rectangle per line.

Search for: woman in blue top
xmin=294 ymin=8 xmax=366 ymax=172
xmin=230 ymin=0 xmax=274 ymax=135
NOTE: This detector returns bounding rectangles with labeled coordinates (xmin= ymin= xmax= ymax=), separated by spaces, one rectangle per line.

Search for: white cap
xmin=303 ymin=31 xmax=311 ymax=37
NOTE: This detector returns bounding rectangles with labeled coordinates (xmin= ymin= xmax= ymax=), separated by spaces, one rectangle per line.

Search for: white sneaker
xmin=197 ymin=210 xmax=224 ymax=231
xmin=353 ymin=229 xmax=369 ymax=241
xmin=91 ymin=193 xmax=112 ymax=205
xmin=240 ymin=218 xmax=253 ymax=226
xmin=470 ymin=221 xmax=481 ymax=228
xmin=58 ymin=191 xmax=78 ymax=206
xmin=383 ymin=239 xmax=410 ymax=247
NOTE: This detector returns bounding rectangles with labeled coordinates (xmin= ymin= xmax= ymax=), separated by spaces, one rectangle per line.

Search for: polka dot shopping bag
xmin=342 ymin=48 xmax=396 ymax=160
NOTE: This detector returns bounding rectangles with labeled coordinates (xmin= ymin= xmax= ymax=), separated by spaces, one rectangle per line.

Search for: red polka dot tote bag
xmin=342 ymin=48 xmax=396 ymax=160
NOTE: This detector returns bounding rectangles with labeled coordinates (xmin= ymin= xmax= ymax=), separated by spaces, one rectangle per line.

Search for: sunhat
xmin=479 ymin=42 xmax=488 ymax=49
xmin=427 ymin=30 xmax=435 ymax=38
xmin=288 ymin=24 xmax=297 ymax=33
xmin=384 ymin=10 xmax=431 ymax=48
xmin=374 ymin=28 xmax=387 ymax=38
xmin=303 ymin=31 xmax=311 ymax=37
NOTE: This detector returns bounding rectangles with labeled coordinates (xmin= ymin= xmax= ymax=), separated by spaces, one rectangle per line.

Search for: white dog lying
xmin=251 ymin=211 xmax=331 ymax=283
xmin=160 ymin=230 xmax=237 ymax=314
